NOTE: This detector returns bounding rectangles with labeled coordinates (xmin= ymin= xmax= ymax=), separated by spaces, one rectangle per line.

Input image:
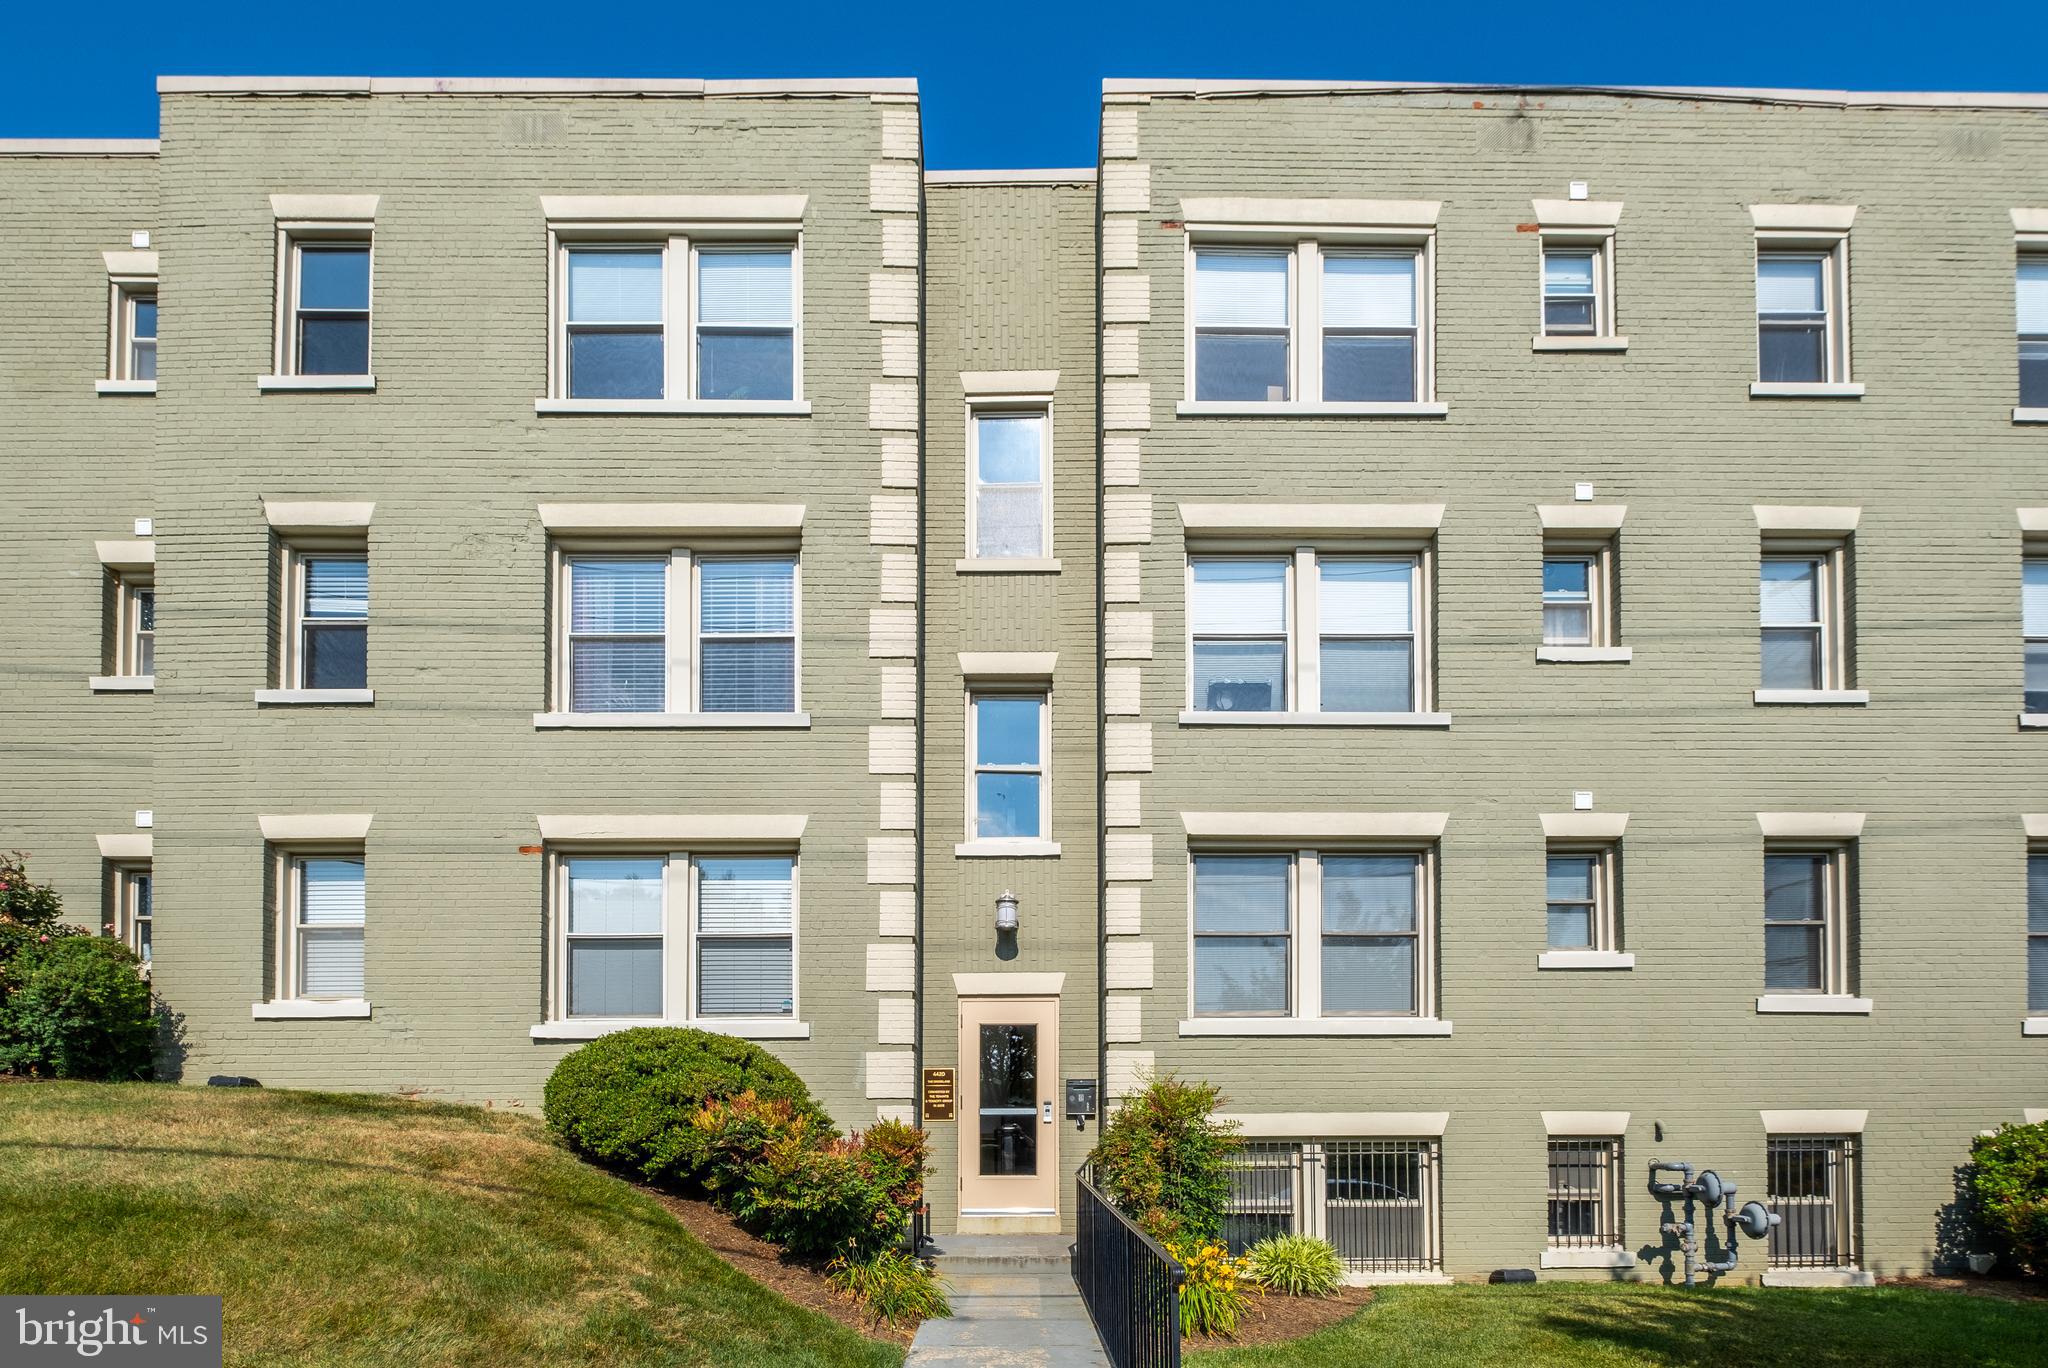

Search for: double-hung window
xmin=1188 ymin=552 xmax=1429 ymax=716
xmin=1541 ymin=249 xmax=1600 ymax=336
xmin=2019 ymin=256 xmax=2048 ymax=410
xmin=1763 ymin=848 xmax=1851 ymax=996
xmin=1191 ymin=850 xmax=1436 ymax=1022
xmin=1766 ymin=1135 xmax=1859 ymax=1270
xmin=1756 ymin=245 xmax=1848 ymax=387
xmin=1542 ymin=557 xmax=1595 ymax=646
xmin=558 ymin=552 xmax=798 ymax=716
xmin=556 ymin=853 xmax=795 ymax=1022
xmin=101 ymin=247 xmax=159 ymax=393
xmin=554 ymin=237 xmax=798 ymax=403
xmin=283 ymin=240 xmax=372 ymax=377
xmin=279 ymin=550 xmax=369 ymax=692
xmin=114 ymin=865 xmax=153 ymax=966
xmin=1187 ymin=222 xmax=1435 ymax=409
xmin=2026 ymin=557 xmax=2048 ymax=715
xmin=969 ymin=410 xmax=1049 ymax=560
xmin=280 ymin=854 xmax=366 ymax=1002
xmin=2029 ymin=852 xmax=2048 ymax=1015
xmin=111 ymin=574 xmax=154 ymax=679
xmin=1759 ymin=551 xmax=1846 ymax=692
xmin=969 ymin=693 xmax=1048 ymax=841
xmin=1545 ymin=849 xmax=1620 ymax=953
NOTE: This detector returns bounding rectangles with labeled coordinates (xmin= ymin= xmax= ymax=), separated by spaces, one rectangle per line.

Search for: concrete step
xmin=942 ymin=1273 xmax=1083 ymax=1299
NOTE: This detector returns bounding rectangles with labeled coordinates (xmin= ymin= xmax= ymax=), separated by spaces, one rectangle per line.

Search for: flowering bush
xmin=0 ymin=853 xmax=152 ymax=1080
xmin=1167 ymin=1239 xmax=1255 ymax=1337
xmin=1971 ymin=1122 xmax=2048 ymax=1274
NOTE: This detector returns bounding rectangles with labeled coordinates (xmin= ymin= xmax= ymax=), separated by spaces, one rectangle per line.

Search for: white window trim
xmin=1542 ymin=1135 xmax=1630 ymax=1264
xmin=1539 ymin=843 xmax=1626 ymax=968
xmin=263 ymin=218 xmax=375 ymax=387
xmin=539 ymin=227 xmax=807 ymax=414
xmin=546 ymin=542 xmax=803 ymax=723
xmin=1758 ymin=538 xmax=1852 ymax=699
xmin=1182 ymin=846 xmax=1444 ymax=1033
xmin=1533 ymin=231 xmax=1626 ymax=351
xmin=1752 ymin=229 xmax=1855 ymax=395
xmin=265 ymin=845 xmax=369 ymax=1012
xmin=266 ymin=538 xmax=372 ymax=705
xmin=110 ymin=861 xmax=152 ymax=971
xmin=1759 ymin=843 xmax=1862 ymax=1009
xmin=964 ymin=396 xmax=1053 ymax=564
xmin=960 ymin=687 xmax=1055 ymax=855
xmin=1184 ymin=545 xmax=1436 ymax=723
xmin=539 ymin=848 xmax=805 ymax=1035
xmin=1179 ymin=228 xmax=1444 ymax=417
xmin=97 ymin=570 xmax=154 ymax=689
xmin=98 ymin=251 xmax=158 ymax=394
xmin=1539 ymin=533 xmax=1620 ymax=655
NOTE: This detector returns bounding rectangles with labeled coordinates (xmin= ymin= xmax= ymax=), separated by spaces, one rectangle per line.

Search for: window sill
xmin=252 ymin=999 xmax=371 ymax=1020
xmin=1754 ymin=689 xmax=1868 ymax=705
xmin=956 ymin=558 xmax=1063 ymax=574
xmin=2016 ymin=408 xmax=2048 ymax=424
xmin=533 ymin=711 xmax=811 ymax=729
xmin=1531 ymin=335 xmax=1629 ymax=353
xmin=255 ymin=689 xmax=374 ymax=705
xmin=954 ymin=839 xmax=1062 ymax=858
xmin=94 ymin=379 xmax=156 ymax=396
xmin=2022 ymin=1018 xmax=2048 ymax=1037
xmin=1755 ymin=994 xmax=1872 ymax=1015
xmin=1749 ymin=382 xmax=1864 ymax=399
xmin=529 ymin=1017 xmax=809 ymax=1042
xmin=1537 ymin=950 xmax=1635 ymax=971
xmin=2019 ymin=713 xmax=2048 ymax=729
xmin=1760 ymin=1268 xmax=1875 ymax=1289
xmin=1178 ymin=710 xmax=1452 ymax=728
xmin=1541 ymin=1248 xmax=1636 ymax=1270
xmin=1536 ymin=646 xmax=1632 ymax=664
xmin=258 ymin=374 xmax=377 ymax=392
xmin=87 ymin=675 xmax=155 ymax=693
xmin=1175 ymin=400 xmax=1448 ymax=419
xmin=533 ymin=398 xmax=812 ymax=416
xmin=1178 ymin=1017 xmax=1453 ymax=1038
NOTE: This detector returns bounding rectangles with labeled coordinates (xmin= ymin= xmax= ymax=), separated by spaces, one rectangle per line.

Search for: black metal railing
xmin=903 ymin=1200 xmax=932 ymax=1259
xmin=1075 ymin=1164 xmax=1183 ymax=1368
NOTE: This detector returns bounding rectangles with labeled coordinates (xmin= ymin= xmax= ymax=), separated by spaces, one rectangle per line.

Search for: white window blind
xmin=1760 ymin=559 xmax=1820 ymax=625
xmin=1193 ymin=560 xmax=1288 ymax=633
xmin=697 ymin=857 xmax=795 ymax=935
xmin=1319 ymin=560 xmax=1412 ymax=633
xmin=568 ymin=251 xmax=663 ymax=323
xmin=1195 ymin=253 xmax=1289 ymax=327
xmin=696 ymin=856 xmax=794 ymax=1017
xmin=698 ymin=558 xmax=797 ymax=713
xmin=697 ymin=250 xmax=793 ymax=325
xmin=567 ymin=858 xmax=664 ymax=936
xmin=1757 ymin=258 xmax=1825 ymax=315
xmin=566 ymin=857 xmax=664 ymax=1019
xmin=2020 ymin=259 xmax=2048 ymax=335
xmin=1321 ymin=855 xmax=1419 ymax=1015
xmin=2026 ymin=560 xmax=2048 ymax=638
xmin=304 ymin=557 xmax=369 ymax=619
xmin=1323 ymin=255 xmax=1416 ymax=329
xmin=297 ymin=857 xmax=364 ymax=1000
xmin=568 ymin=559 xmax=667 ymax=713
xmin=1543 ymin=252 xmax=1596 ymax=295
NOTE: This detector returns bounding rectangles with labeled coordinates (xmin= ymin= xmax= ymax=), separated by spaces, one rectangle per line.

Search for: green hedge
xmin=0 ymin=935 xmax=154 ymax=1080
xmin=1971 ymin=1121 xmax=2048 ymax=1274
xmin=542 ymin=1027 xmax=832 ymax=1186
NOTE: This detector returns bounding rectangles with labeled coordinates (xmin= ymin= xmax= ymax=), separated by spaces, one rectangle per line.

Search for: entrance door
xmin=958 ymin=995 xmax=1059 ymax=1217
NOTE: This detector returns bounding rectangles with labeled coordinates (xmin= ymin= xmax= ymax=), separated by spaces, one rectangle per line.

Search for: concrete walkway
xmin=906 ymin=1234 xmax=1112 ymax=1366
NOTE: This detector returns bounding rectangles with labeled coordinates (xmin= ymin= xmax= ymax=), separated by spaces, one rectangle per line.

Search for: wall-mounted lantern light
xmin=995 ymin=889 xmax=1020 ymax=934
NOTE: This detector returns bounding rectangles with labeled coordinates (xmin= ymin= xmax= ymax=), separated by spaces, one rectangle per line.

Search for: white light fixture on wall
xmin=995 ymin=889 xmax=1019 ymax=934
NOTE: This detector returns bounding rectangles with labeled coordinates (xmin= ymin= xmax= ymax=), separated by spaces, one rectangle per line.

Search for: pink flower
xmin=37 ymin=934 xmax=49 ymax=943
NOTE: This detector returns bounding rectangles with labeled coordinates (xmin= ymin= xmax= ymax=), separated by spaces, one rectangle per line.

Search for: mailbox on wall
xmin=1066 ymin=1077 xmax=1098 ymax=1127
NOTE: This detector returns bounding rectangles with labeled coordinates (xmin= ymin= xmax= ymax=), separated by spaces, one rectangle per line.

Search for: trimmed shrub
xmin=826 ymin=1248 xmax=951 ymax=1326
xmin=1970 ymin=1122 xmax=2048 ymax=1274
xmin=1168 ymin=1239 xmax=1255 ymax=1338
xmin=1243 ymin=1234 xmax=1345 ymax=1297
xmin=691 ymin=1090 xmax=815 ymax=1202
xmin=543 ymin=1027 xmax=831 ymax=1186
xmin=0 ymin=936 xmax=154 ymax=1080
xmin=1089 ymin=1073 xmax=1241 ymax=1244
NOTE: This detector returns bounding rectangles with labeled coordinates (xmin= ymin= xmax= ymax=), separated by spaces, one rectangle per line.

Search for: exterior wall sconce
xmin=995 ymin=889 xmax=1019 ymax=933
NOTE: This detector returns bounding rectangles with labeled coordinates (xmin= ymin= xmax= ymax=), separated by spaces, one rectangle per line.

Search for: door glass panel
xmin=977 ymin=1023 xmax=1038 ymax=1177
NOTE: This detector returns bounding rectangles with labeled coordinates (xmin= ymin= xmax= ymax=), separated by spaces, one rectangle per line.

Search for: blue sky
xmin=4 ymin=0 xmax=2040 ymax=168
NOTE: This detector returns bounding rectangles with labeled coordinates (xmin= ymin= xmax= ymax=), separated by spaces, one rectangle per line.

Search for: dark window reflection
xmin=978 ymin=1023 xmax=1037 ymax=1176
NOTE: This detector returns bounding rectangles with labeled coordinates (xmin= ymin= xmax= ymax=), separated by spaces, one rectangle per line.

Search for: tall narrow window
xmin=567 ymin=558 xmax=666 ymax=713
xmin=565 ymin=857 xmax=664 ymax=1018
xmin=1321 ymin=253 xmax=1418 ymax=402
xmin=299 ymin=556 xmax=369 ymax=690
xmin=2030 ymin=852 xmax=2048 ymax=1015
xmin=1319 ymin=558 xmax=1417 ymax=712
xmin=1756 ymin=253 xmax=1832 ymax=384
xmin=125 ymin=291 xmax=158 ymax=381
xmin=566 ymin=249 xmax=665 ymax=399
xmin=696 ymin=856 xmax=795 ymax=1017
xmin=1192 ymin=854 xmax=1291 ymax=1016
xmin=970 ymin=411 xmax=1048 ymax=559
xmin=116 ymin=866 xmax=153 ymax=965
xmin=970 ymin=694 xmax=1047 ymax=840
xmin=1760 ymin=555 xmax=1828 ymax=690
xmin=1321 ymin=855 xmax=1419 ymax=1015
xmin=111 ymin=574 xmax=155 ymax=679
xmin=2027 ymin=558 xmax=2048 ymax=715
xmin=292 ymin=856 xmax=365 ymax=1001
xmin=1541 ymin=250 xmax=1599 ymax=336
xmin=1190 ymin=559 xmax=1289 ymax=713
xmin=1193 ymin=251 xmax=1290 ymax=402
xmin=1542 ymin=557 xmax=1595 ymax=646
xmin=1764 ymin=849 xmax=1849 ymax=994
xmin=696 ymin=248 xmax=794 ymax=401
xmin=132 ymin=587 xmax=155 ymax=677
xmin=289 ymin=242 xmax=372 ymax=376
xmin=699 ymin=558 xmax=797 ymax=713
xmin=2020 ymin=257 xmax=2048 ymax=409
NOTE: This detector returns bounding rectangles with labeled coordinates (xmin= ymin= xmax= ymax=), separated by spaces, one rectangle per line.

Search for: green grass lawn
xmin=0 ymin=1082 xmax=900 ymax=1368
xmin=1190 ymin=1281 xmax=2048 ymax=1368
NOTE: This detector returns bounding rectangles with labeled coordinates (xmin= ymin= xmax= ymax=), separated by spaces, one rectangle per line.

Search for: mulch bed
xmin=1879 ymin=1274 xmax=2048 ymax=1304
xmin=642 ymin=1188 xmax=918 ymax=1346
xmin=1184 ymin=1285 xmax=1375 ymax=1350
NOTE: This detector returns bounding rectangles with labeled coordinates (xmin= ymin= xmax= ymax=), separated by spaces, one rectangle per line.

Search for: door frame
xmin=957 ymin=992 xmax=1061 ymax=1218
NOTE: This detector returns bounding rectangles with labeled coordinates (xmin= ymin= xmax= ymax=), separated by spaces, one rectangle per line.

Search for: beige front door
xmin=958 ymin=995 xmax=1059 ymax=1217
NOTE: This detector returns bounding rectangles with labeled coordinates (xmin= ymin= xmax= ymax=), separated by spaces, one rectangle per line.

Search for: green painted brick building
xmin=4 ymin=75 xmax=2047 ymax=1282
